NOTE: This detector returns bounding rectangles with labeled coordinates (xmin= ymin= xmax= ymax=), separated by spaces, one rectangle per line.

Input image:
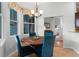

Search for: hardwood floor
xmin=54 ymin=37 xmax=79 ymax=57
xmin=10 ymin=37 xmax=79 ymax=57
xmin=54 ymin=47 xmax=79 ymax=57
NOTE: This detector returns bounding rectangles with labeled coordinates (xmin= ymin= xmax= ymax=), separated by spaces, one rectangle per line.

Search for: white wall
xmin=63 ymin=32 xmax=79 ymax=54
xmin=44 ymin=3 xmax=75 ymax=32
xmin=1 ymin=2 xmax=10 ymax=57
xmin=35 ymin=16 xmax=44 ymax=36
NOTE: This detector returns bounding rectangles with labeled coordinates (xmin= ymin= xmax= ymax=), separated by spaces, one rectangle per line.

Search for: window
xmin=0 ymin=2 xmax=1 ymax=13
xmin=10 ymin=9 xmax=17 ymax=35
xmin=0 ymin=2 xmax=2 ymax=38
xmin=23 ymin=15 xmax=35 ymax=34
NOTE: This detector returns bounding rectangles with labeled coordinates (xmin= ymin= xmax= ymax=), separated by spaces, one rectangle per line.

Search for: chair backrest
xmin=42 ymin=31 xmax=55 ymax=57
xmin=44 ymin=30 xmax=53 ymax=35
xmin=29 ymin=32 xmax=36 ymax=37
xmin=15 ymin=35 xmax=22 ymax=56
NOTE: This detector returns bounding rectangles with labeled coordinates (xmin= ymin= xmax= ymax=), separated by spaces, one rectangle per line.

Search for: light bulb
xmin=31 ymin=10 xmax=35 ymax=14
xmin=35 ymin=12 xmax=40 ymax=16
xmin=39 ymin=10 xmax=43 ymax=14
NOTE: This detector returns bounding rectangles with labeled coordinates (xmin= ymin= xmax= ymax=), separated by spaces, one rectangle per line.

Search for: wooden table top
xmin=21 ymin=36 xmax=44 ymax=46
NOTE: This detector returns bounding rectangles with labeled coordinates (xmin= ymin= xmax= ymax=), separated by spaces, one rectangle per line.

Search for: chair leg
xmin=18 ymin=53 xmax=20 ymax=57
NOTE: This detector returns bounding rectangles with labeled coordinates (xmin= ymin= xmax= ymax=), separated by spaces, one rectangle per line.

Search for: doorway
xmin=44 ymin=16 xmax=63 ymax=47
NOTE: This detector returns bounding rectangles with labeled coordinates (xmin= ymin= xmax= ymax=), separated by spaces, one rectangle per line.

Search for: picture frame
xmin=44 ymin=23 xmax=50 ymax=28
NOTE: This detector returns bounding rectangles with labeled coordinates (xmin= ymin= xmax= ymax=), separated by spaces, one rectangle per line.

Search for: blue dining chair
xmin=15 ymin=35 xmax=35 ymax=57
xmin=29 ymin=32 xmax=36 ymax=37
xmin=35 ymin=31 xmax=55 ymax=57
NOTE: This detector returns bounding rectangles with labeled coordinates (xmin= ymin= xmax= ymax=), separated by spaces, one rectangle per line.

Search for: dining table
xmin=21 ymin=36 xmax=44 ymax=48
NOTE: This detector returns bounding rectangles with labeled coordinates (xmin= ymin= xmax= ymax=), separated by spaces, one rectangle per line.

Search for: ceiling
xmin=17 ymin=2 xmax=50 ymax=9
xmin=17 ymin=2 xmax=66 ymax=10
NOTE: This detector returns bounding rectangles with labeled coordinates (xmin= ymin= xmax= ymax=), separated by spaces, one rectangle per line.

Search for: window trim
xmin=0 ymin=3 xmax=2 ymax=39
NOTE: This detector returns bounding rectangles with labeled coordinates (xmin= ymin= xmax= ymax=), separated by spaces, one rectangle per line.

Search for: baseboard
xmin=63 ymin=46 xmax=79 ymax=54
xmin=73 ymin=49 xmax=79 ymax=54
xmin=7 ymin=50 xmax=18 ymax=57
